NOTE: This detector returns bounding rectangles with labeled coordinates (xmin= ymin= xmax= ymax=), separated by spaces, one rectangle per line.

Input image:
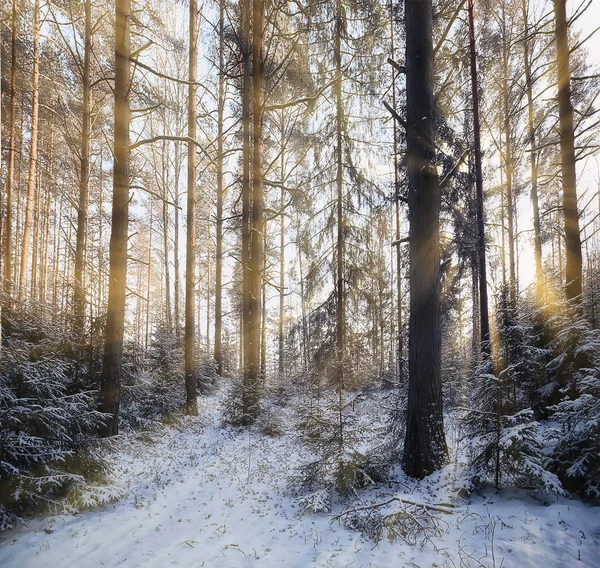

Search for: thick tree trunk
xmin=19 ymin=0 xmax=40 ymax=301
xmin=240 ymin=0 xmax=254 ymax=420
xmin=101 ymin=0 xmax=130 ymax=436
xmin=402 ymin=0 xmax=448 ymax=478
xmin=74 ymin=0 xmax=92 ymax=334
xmin=214 ymin=1 xmax=225 ymax=375
xmin=554 ymin=0 xmax=582 ymax=303
xmin=243 ymin=0 xmax=265 ymax=422
xmin=184 ymin=0 xmax=198 ymax=415
xmin=467 ymin=0 xmax=491 ymax=350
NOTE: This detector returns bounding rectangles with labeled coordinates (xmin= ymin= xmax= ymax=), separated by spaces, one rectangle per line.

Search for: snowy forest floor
xmin=1 ymin=382 xmax=599 ymax=568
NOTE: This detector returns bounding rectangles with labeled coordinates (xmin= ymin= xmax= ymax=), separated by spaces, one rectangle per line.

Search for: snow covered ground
xmin=1 ymin=385 xmax=599 ymax=567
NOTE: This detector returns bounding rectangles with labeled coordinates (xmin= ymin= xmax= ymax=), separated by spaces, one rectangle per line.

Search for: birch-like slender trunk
xmin=184 ymin=0 xmax=199 ymax=415
xmin=214 ymin=0 xmax=225 ymax=375
xmin=3 ymin=0 xmax=18 ymax=298
xmin=74 ymin=0 xmax=93 ymax=333
xmin=19 ymin=0 xmax=40 ymax=301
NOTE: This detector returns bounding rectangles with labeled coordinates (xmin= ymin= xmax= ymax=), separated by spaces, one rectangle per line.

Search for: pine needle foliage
xmin=0 ymin=307 xmax=109 ymax=530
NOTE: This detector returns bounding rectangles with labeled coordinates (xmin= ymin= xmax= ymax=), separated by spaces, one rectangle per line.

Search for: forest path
xmin=1 ymin=386 xmax=600 ymax=567
xmin=0 ymin=388 xmax=367 ymax=567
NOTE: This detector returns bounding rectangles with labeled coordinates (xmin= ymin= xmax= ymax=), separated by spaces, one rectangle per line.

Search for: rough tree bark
xmin=554 ymin=0 xmax=582 ymax=303
xmin=402 ymin=0 xmax=448 ymax=478
xmin=100 ymin=0 xmax=131 ymax=436
xmin=240 ymin=0 xmax=254 ymax=421
xmin=243 ymin=0 xmax=265 ymax=422
xmin=467 ymin=0 xmax=491 ymax=350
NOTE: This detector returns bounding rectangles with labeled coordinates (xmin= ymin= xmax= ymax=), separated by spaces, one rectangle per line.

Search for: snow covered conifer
xmin=463 ymin=289 xmax=562 ymax=494
xmin=296 ymin=389 xmax=375 ymax=498
xmin=0 ymin=309 xmax=108 ymax=529
xmin=545 ymin=310 xmax=600 ymax=500
xmin=119 ymin=321 xmax=186 ymax=427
